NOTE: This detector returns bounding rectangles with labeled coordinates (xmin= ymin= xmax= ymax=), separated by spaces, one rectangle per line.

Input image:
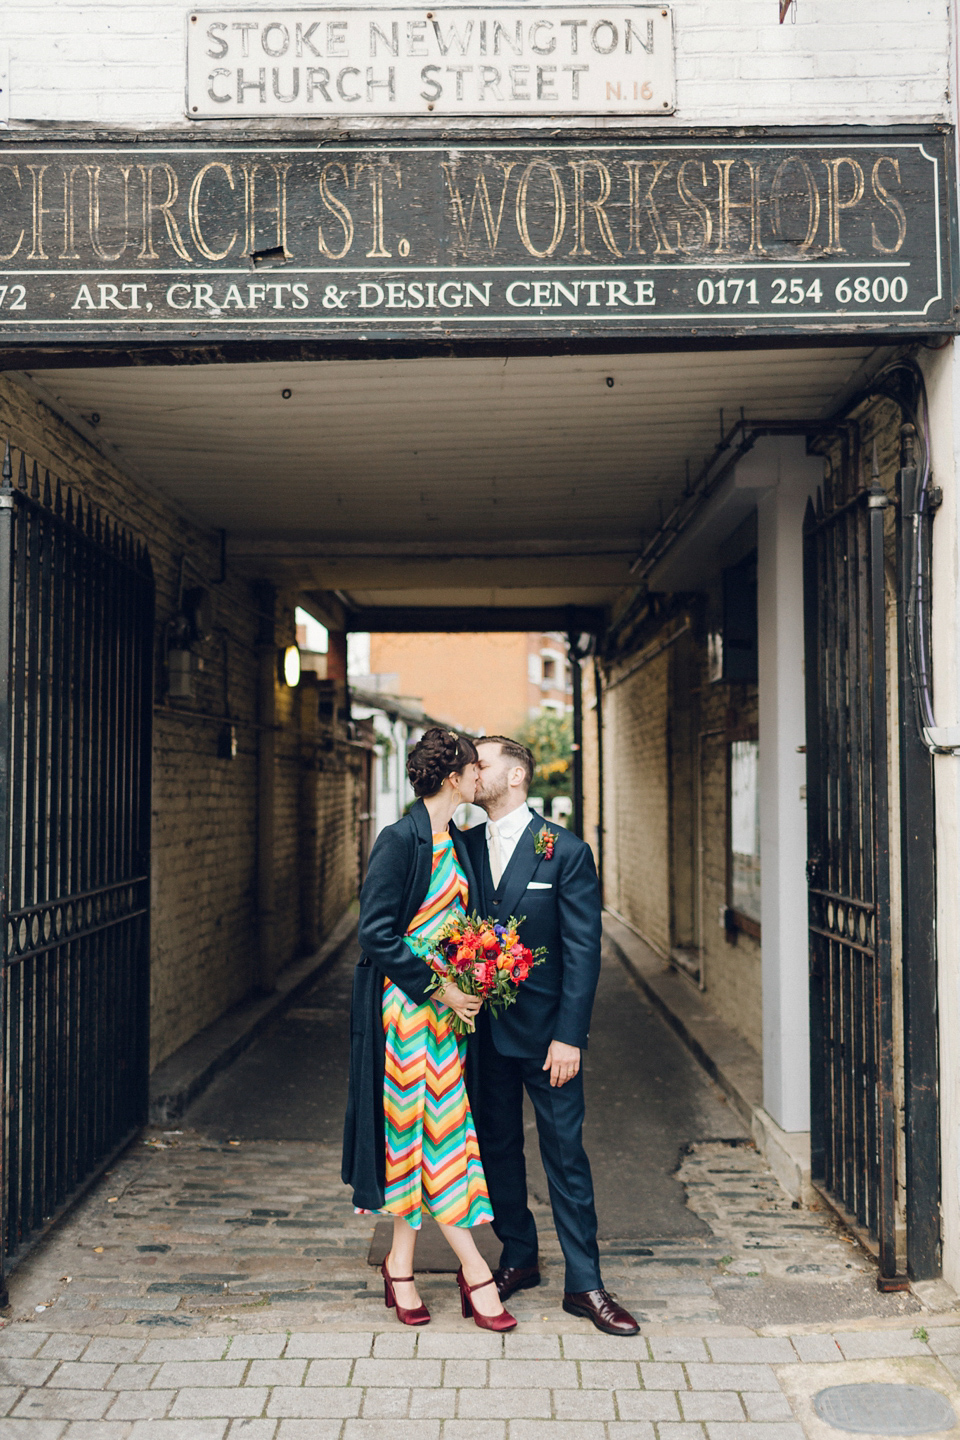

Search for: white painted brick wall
xmin=2 ymin=0 xmax=950 ymax=128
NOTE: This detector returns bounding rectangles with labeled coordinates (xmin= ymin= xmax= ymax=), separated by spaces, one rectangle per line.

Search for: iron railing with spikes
xmin=0 ymin=441 xmax=154 ymax=1291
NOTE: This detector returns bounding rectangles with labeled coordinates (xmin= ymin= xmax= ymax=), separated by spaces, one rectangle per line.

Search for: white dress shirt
xmin=487 ymin=802 xmax=534 ymax=886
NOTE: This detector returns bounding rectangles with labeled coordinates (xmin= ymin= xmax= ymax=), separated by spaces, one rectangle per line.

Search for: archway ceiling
xmin=24 ymin=345 xmax=881 ymax=617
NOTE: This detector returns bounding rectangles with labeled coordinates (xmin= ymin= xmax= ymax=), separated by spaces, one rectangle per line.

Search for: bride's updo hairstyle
xmin=407 ymin=727 xmax=478 ymax=798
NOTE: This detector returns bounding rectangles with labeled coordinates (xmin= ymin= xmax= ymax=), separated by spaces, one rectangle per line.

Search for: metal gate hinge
xmin=867 ymin=491 xmax=890 ymax=509
xmin=0 ymin=495 xmax=15 ymax=509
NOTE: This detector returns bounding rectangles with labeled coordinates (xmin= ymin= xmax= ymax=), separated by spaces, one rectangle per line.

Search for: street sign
xmin=185 ymin=6 xmax=676 ymax=117
xmin=0 ymin=133 xmax=953 ymax=342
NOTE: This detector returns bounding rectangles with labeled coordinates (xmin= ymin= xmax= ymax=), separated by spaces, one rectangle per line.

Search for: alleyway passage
xmin=0 ymin=937 xmax=956 ymax=1440
xmin=186 ymin=932 xmax=741 ymax=1242
xmin=3 ymin=940 xmax=930 ymax=1335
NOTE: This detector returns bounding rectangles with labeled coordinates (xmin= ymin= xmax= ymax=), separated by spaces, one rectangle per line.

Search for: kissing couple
xmin=343 ymin=726 xmax=638 ymax=1335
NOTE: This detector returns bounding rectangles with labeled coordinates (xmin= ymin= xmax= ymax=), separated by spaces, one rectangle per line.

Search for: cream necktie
xmin=488 ymin=823 xmax=505 ymax=888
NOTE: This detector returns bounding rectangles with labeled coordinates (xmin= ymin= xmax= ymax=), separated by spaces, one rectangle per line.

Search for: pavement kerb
xmin=147 ymin=905 xmax=359 ymax=1123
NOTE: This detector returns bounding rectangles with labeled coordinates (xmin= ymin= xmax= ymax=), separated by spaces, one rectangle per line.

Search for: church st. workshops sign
xmin=0 ymin=135 xmax=953 ymax=341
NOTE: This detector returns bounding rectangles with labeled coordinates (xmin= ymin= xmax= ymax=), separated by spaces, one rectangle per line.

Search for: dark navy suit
xmin=463 ymin=812 xmax=602 ymax=1293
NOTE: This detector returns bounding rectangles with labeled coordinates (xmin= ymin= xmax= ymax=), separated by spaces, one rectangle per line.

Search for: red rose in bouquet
xmin=424 ymin=913 xmax=547 ymax=1036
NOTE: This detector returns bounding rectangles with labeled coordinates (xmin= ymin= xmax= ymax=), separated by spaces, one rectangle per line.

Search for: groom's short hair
xmin=480 ymin=736 xmax=535 ymax=790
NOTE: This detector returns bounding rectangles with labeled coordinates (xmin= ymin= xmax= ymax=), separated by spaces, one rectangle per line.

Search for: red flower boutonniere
xmin=534 ymin=825 xmax=556 ymax=860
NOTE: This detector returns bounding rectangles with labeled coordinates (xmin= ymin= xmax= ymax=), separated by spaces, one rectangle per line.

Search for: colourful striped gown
xmin=374 ymin=831 xmax=493 ymax=1230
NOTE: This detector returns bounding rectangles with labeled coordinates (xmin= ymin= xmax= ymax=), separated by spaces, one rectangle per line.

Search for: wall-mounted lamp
xmin=167 ymin=646 xmax=194 ymax=699
xmin=280 ymin=643 xmax=301 ymax=687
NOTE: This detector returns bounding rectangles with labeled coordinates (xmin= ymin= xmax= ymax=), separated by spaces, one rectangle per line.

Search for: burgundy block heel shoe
xmin=456 ymin=1267 xmax=517 ymax=1332
xmin=381 ymin=1261 xmax=430 ymax=1326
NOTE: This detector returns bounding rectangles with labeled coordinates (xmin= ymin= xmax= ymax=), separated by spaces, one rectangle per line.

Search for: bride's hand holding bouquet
xmin=426 ymin=913 xmax=546 ymax=1035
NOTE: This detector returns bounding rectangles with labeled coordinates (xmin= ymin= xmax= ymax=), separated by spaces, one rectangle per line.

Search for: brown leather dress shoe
xmin=562 ymin=1288 xmax=640 ymax=1335
xmin=492 ymin=1265 xmax=541 ymax=1302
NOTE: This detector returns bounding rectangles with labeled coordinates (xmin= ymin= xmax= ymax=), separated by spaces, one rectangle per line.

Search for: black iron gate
xmin=803 ymin=394 xmax=942 ymax=1287
xmin=0 ymin=443 xmax=154 ymax=1294
xmin=802 ymin=432 xmax=900 ymax=1281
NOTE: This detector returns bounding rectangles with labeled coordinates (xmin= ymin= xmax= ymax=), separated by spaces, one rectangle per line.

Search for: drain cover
xmin=814 ymin=1384 xmax=957 ymax=1435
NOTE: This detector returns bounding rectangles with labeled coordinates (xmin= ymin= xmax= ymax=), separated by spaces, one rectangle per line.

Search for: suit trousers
xmin=474 ymin=1013 xmax=602 ymax=1293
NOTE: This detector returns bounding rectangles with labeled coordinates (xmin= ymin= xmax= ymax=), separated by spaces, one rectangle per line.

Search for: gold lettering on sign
xmin=871 ymin=157 xmax=907 ymax=254
xmin=0 ymin=164 xmax=24 ymax=261
xmin=821 ymin=157 xmax=864 ymax=254
xmin=60 ymin=167 xmax=83 ymax=259
xmin=769 ymin=156 xmax=820 ymax=252
xmin=355 ymin=161 xmax=401 ymax=258
xmin=137 ymin=164 xmax=192 ymax=261
xmin=317 ymin=162 xmax=355 ymax=259
xmin=240 ymin=162 xmax=259 ymax=253
xmin=567 ymin=160 xmax=622 ymax=258
xmin=623 ymin=159 xmax=674 ymax=256
xmin=441 ymin=161 xmax=517 ymax=255
xmin=239 ymin=161 xmax=291 ymax=256
xmin=674 ymin=159 xmax=713 ymax=253
xmin=26 ymin=165 xmax=51 ymax=260
xmin=515 ymin=159 xmax=566 ymax=258
xmin=84 ymin=165 xmax=134 ymax=262
xmin=272 ymin=162 xmax=292 ymax=253
xmin=188 ymin=162 xmax=238 ymax=261
xmin=713 ymin=158 xmax=766 ymax=255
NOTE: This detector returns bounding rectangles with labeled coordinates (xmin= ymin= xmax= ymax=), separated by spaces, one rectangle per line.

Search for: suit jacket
xmin=462 ymin=813 xmax=601 ymax=1059
xmin=341 ymin=798 xmax=480 ymax=1211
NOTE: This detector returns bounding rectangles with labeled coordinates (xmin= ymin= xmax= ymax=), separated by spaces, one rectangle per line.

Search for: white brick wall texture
xmin=2 ymin=0 xmax=950 ymax=128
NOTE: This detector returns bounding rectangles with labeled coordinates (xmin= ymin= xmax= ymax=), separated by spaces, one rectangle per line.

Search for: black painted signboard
xmin=0 ymin=131 xmax=953 ymax=341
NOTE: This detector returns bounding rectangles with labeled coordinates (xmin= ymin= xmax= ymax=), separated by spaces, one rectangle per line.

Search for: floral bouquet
xmin=422 ymin=913 xmax=546 ymax=1036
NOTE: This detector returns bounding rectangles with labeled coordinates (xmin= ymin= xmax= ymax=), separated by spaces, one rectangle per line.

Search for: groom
xmin=464 ymin=736 xmax=639 ymax=1336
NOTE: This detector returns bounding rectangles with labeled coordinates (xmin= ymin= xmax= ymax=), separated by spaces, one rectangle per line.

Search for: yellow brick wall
xmin=0 ymin=375 xmax=360 ymax=1069
xmin=602 ymin=650 xmax=671 ymax=958
xmin=595 ymin=624 xmax=762 ymax=1055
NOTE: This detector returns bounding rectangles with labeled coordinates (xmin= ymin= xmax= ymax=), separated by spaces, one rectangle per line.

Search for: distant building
xmin=363 ymin=631 xmax=573 ymax=738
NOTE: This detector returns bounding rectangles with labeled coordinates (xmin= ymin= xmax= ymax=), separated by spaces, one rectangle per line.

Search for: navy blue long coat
xmin=341 ymin=798 xmax=480 ymax=1212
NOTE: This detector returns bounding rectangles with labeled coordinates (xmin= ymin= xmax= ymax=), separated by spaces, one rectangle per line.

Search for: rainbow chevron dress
xmin=375 ymin=831 xmax=493 ymax=1230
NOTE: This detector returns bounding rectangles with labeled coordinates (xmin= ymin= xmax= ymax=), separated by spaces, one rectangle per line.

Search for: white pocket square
xmin=526 ymin=881 xmax=553 ymax=890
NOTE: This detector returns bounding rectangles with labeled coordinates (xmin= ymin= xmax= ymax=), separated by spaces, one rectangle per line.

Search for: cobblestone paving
xmin=0 ymin=1129 xmax=956 ymax=1436
xmin=3 ymin=1132 xmax=927 ymax=1335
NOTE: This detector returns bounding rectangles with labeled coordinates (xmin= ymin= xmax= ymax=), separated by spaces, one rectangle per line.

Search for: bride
xmin=342 ymin=727 xmax=516 ymax=1331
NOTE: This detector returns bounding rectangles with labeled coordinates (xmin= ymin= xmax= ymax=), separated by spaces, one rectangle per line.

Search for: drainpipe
xmin=255 ymin=582 xmax=278 ymax=992
xmin=696 ymin=727 xmax=726 ymax=992
xmin=299 ymin=676 xmax=321 ymax=955
xmin=593 ymin=655 xmax=605 ymax=896
xmin=567 ymin=633 xmax=584 ymax=839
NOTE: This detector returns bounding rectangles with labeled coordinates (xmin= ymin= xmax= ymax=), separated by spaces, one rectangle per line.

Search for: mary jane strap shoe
xmin=381 ymin=1261 xmax=430 ymax=1326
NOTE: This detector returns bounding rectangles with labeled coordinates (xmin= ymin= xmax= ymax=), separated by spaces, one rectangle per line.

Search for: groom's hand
xmin=543 ymin=1040 xmax=580 ymax=1088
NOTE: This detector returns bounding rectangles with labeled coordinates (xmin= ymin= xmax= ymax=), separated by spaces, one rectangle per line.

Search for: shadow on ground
xmin=187 ymin=938 xmax=743 ymax=1243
